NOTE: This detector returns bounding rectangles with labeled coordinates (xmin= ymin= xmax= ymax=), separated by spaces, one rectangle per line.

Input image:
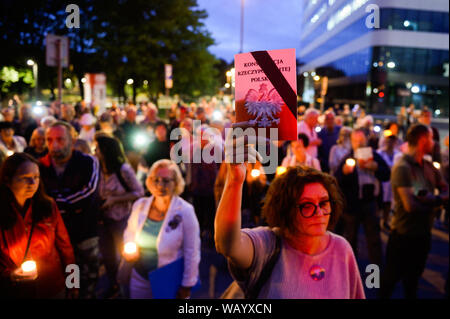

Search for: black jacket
xmin=39 ymin=150 xmax=101 ymax=245
xmin=334 ymin=149 xmax=390 ymax=215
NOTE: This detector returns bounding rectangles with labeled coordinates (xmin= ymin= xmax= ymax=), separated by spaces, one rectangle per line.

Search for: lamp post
xmin=27 ymin=59 xmax=38 ymax=100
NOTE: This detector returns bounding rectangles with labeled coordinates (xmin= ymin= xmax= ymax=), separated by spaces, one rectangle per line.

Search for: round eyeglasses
xmin=296 ymin=200 xmax=332 ymax=218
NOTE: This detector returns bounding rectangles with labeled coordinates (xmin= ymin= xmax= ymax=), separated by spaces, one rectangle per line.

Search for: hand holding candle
xmin=250 ymin=169 xmax=261 ymax=178
xmin=12 ymin=260 xmax=38 ymax=281
xmin=343 ymin=158 xmax=356 ymax=175
xmin=123 ymin=242 xmax=139 ymax=262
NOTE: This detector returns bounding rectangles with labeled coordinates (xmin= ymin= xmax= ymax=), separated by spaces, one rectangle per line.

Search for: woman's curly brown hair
xmin=262 ymin=165 xmax=345 ymax=237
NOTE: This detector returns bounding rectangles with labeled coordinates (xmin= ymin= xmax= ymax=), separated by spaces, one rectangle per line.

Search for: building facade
xmin=299 ymin=0 xmax=449 ymax=117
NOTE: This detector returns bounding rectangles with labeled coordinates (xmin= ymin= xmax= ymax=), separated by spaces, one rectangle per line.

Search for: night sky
xmin=196 ymin=0 xmax=304 ymax=63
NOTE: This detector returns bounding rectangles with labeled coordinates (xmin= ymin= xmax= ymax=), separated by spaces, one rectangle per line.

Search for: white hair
xmin=304 ymin=108 xmax=320 ymax=118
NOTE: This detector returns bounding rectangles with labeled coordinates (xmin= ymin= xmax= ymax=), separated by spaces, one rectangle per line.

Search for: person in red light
xmin=0 ymin=153 xmax=76 ymax=298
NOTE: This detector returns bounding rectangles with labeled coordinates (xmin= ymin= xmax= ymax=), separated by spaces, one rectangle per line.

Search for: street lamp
xmin=27 ymin=59 xmax=38 ymax=100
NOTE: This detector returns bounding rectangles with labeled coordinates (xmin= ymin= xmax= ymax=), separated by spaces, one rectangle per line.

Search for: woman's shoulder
xmin=328 ymin=231 xmax=354 ymax=254
xmin=120 ymin=162 xmax=135 ymax=173
xmin=241 ymin=226 xmax=279 ymax=247
xmin=132 ymin=197 xmax=151 ymax=210
xmin=173 ymin=196 xmax=195 ymax=213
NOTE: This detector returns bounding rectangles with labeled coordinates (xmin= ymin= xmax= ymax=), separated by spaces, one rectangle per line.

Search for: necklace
xmin=150 ymin=203 xmax=168 ymax=219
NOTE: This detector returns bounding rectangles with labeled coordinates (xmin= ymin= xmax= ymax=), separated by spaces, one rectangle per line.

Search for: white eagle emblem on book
xmin=244 ymin=83 xmax=284 ymax=127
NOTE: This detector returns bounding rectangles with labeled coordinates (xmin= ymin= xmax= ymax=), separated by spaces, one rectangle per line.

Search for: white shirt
xmin=124 ymin=195 xmax=201 ymax=287
xmin=0 ymin=135 xmax=27 ymax=154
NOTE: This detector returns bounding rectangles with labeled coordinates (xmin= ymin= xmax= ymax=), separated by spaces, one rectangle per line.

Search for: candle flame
xmin=251 ymin=169 xmax=261 ymax=178
xmin=383 ymin=129 xmax=393 ymax=137
xmin=276 ymin=166 xmax=287 ymax=176
xmin=346 ymin=158 xmax=356 ymax=167
xmin=21 ymin=260 xmax=36 ymax=273
xmin=124 ymin=242 xmax=137 ymax=255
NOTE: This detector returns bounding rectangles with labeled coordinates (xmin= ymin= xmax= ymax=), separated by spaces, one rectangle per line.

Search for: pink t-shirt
xmin=230 ymin=227 xmax=366 ymax=299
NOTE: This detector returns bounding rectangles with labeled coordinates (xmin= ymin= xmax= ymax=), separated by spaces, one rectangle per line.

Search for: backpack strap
xmin=245 ymin=233 xmax=282 ymax=299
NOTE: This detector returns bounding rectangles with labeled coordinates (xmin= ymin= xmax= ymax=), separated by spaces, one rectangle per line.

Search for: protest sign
xmin=234 ymin=48 xmax=297 ymax=140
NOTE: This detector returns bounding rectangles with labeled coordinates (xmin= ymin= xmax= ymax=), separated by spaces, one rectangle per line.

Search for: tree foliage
xmin=0 ymin=0 xmax=220 ymax=102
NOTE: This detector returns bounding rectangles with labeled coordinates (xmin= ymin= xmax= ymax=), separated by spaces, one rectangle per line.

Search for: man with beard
xmin=39 ymin=121 xmax=101 ymax=299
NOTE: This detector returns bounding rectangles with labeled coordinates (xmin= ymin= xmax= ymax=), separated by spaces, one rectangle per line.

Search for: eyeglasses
xmin=296 ymin=200 xmax=332 ymax=218
xmin=150 ymin=177 xmax=175 ymax=186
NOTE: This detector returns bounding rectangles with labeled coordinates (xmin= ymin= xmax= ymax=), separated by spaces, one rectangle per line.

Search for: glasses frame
xmin=296 ymin=200 xmax=332 ymax=218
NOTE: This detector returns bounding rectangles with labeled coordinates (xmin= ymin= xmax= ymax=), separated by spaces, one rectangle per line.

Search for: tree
xmin=86 ymin=0 xmax=221 ymax=101
xmin=0 ymin=0 xmax=221 ymax=104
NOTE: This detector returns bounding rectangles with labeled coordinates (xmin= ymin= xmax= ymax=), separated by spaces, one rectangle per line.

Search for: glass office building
xmin=299 ymin=0 xmax=449 ymax=117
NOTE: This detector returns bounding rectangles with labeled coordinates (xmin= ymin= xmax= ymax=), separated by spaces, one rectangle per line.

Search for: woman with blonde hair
xmin=122 ymin=159 xmax=201 ymax=299
xmin=24 ymin=127 xmax=48 ymax=159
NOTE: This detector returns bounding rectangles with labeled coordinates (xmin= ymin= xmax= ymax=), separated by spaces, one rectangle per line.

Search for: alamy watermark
xmin=66 ymin=4 xmax=80 ymax=29
xmin=169 ymin=120 xmax=279 ymax=174
xmin=64 ymin=263 xmax=380 ymax=290
xmin=365 ymin=4 xmax=380 ymax=29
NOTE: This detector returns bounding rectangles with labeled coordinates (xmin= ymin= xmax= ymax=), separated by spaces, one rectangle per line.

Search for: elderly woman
xmin=215 ymin=132 xmax=365 ymax=298
xmin=123 ymin=159 xmax=201 ymax=299
xmin=24 ymin=127 xmax=48 ymax=159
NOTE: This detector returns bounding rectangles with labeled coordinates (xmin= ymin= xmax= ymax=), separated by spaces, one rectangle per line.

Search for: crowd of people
xmin=0 ymin=95 xmax=448 ymax=299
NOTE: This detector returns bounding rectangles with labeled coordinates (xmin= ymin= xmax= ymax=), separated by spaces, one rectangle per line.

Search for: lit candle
xmin=433 ymin=162 xmax=441 ymax=170
xmin=6 ymin=150 xmax=14 ymax=157
xmin=383 ymin=129 xmax=393 ymax=137
xmin=346 ymin=158 xmax=356 ymax=167
xmin=276 ymin=166 xmax=287 ymax=176
xmin=14 ymin=260 xmax=38 ymax=280
xmin=251 ymin=169 xmax=261 ymax=178
xmin=123 ymin=242 xmax=138 ymax=259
